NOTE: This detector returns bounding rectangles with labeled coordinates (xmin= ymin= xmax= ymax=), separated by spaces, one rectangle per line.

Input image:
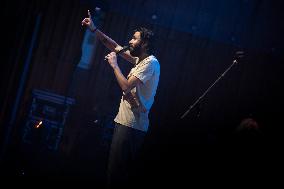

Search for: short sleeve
xmin=132 ymin=59 xmax=155 ymax=84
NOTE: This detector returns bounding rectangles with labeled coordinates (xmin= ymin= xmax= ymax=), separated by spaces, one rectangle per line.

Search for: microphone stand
xmin=180 ymin=52 xmax=244 ymax=119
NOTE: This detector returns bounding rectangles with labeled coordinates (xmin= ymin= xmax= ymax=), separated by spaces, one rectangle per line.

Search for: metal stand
xmin=181 ymin=51 xmax=244 ymax=119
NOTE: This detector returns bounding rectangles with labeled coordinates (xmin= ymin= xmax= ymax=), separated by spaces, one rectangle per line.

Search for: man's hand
xmin=105 ymin=52 xmax=118 ymax=69
xmin=81 ymin=10 xmax=96 ymax=32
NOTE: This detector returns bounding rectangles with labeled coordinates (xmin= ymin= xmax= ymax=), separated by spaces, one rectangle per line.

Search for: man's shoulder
xmin=146 ymin=55 xmax=159 ymax=67
xmin=149 ymin=55 xmax=160 ymax=69
xmin=134 ymin=55 xmax=159 ymax=71
xmin=149 ymin=55 xmax=158 ymax=62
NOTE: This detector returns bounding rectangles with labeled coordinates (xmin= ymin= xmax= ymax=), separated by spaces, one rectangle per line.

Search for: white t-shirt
xmin=114 ymin=55 xmax=160 ymax=132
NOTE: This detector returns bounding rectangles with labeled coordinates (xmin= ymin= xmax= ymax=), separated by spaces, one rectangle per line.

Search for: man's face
xmin=129 ymin=31 xmax=143 ymax=57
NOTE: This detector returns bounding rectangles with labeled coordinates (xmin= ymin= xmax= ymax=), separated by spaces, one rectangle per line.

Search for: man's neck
xmin=138 ymin=53 xmax=150 ymax=63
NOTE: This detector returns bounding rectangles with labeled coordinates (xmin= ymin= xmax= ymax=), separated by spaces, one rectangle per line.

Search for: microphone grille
xmin=117 ymin=45 xmax=129 ymax=54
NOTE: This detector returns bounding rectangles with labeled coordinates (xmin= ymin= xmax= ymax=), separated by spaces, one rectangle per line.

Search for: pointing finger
xmin=88 ymin=9 xmax=91 ymax=18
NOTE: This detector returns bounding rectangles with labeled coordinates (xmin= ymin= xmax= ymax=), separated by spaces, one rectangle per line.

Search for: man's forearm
xmin=91 ymin=28 xmax=136 ymax=64
xmin=93 ymin=29 xmax=119 ymax=51
xmin=113 ymin=66 xmax=130 ymax=92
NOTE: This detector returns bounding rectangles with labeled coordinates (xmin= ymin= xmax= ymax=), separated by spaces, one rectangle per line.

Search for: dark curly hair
xmin=134 ymin=27 xmax=155 ymax=54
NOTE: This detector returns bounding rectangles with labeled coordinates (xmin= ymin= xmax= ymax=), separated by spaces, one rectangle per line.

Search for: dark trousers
xmin=107 ymin=122 xmax=146 ymax=187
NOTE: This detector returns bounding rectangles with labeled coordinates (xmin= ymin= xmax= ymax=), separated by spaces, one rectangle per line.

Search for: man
xmin=82 ymin=10 xmax=160 ymax=186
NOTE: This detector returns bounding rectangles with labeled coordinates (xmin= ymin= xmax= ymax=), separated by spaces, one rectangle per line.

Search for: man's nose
xmin=129 ymin=39 xmax=134 ymax=44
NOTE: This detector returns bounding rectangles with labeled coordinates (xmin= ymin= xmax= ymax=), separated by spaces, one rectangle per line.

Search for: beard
xmin=129 ymin=44 xmax=142 ymax=57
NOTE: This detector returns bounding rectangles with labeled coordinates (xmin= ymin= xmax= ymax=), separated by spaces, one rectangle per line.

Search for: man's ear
xmin=141 ymin=41 xmax=148 ymax=50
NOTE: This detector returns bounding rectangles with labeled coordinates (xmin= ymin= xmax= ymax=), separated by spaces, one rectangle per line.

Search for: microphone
xmin=104 ymin=45 xmax=129 ymax=61
xmin=235 ymin=51 xmax=244 ymax=59
xmin=117 ymin=45 xmax=130 ymax=54
xmin=233 ymin=50 xmax=245 ymax=63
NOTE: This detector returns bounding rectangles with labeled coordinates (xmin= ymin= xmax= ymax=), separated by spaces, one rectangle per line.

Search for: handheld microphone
xmin=117 ymin=45 xmax=130 ymax=54
xmin=104 ymin=45 xmax=130 ymax=61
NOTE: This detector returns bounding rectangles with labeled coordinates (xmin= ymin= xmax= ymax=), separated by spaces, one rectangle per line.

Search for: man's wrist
xmin=91 ymin=27 xmax=97 ymax=32
xmin=112 ymin=65 xmax=119 ymax=70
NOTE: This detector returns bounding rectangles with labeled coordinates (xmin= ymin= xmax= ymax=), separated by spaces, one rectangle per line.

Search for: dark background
xmin=1 ymin=0 xmax=283 ymax=186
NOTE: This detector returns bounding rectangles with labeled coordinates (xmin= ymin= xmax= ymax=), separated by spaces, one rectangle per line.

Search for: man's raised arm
xmin=81 ymin=10 xmax=136 ymax=64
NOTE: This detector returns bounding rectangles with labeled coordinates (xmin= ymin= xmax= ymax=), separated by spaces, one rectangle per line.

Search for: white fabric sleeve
xmin=132 ymin=60 xmax=154 ymax=84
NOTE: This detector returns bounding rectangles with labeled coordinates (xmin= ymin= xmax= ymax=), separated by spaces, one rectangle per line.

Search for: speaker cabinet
xmin=22 ymin=89 xmax=75 ymax=151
